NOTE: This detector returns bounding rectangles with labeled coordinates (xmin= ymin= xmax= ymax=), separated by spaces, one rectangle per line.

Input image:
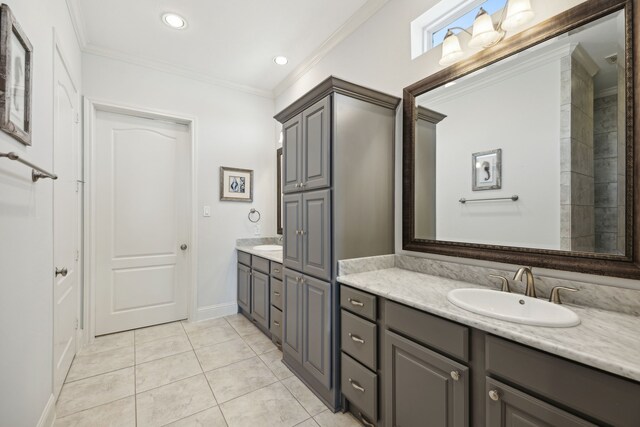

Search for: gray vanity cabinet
xmin=302 ymin=189 xmax=331 ymax=280
xmin=283 ymin=114 xmax=302 ymax=193
xmin=283 ymin=268 xmax=303 ymax=363
xmin=251 ymin=270 xmax=270 ymax=330
xmin=283 ymin=193 xmax=303 ymax=271
xmin=302 ymin=275 xmax=331 ymax=387
xmin=237 ymin=263 xmax=251 ymax=313
xmin=385 ymin=330 xmax=469 ymax=427
xmin=301 ymin=97 xmax=331 ymax=191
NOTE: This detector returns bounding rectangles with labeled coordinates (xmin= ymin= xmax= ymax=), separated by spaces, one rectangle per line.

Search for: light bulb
xmin=469 ymin=8 xmax=501 ymax=48
xmin=502 ymin=0 xmax=534 ymax=31
xmin=439 ymin=30 xmax=464 ymax=66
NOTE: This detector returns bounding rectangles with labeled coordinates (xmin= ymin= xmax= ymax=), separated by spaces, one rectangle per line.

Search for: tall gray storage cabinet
xmin=275 ymin=76 xmax=399 ymax=410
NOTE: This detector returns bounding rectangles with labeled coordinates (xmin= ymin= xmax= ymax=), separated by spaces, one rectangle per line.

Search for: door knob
xmin=55 ymin=267 xmax=68 ymax=277
xmin=180 ymin=244 xmax=188 ymax=250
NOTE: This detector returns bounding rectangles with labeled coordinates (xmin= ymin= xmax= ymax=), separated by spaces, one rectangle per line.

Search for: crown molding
xmin=83 ymin=44 xmax=274 ymax=98
xmin=273 ymin=0 xmax=389 ymax=98
xmin=65 ymin=0 xmax=87 ymax=48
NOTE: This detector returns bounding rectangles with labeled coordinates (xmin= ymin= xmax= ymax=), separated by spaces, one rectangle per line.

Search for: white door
xmin=53 ymin=45 xmax=80 ymax=397
xmin=94 ymin=110 xmax=190 ymax=335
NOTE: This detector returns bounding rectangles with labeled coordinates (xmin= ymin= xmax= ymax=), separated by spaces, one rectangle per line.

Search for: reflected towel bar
xmin=0 ymin=151 xmax=58 ymax=182
xmin=459 ymin=195 xmax=519 ymax=204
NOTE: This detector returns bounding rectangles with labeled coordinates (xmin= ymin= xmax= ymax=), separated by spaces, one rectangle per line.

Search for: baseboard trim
xmin=37 ymin=393 xmax=56 ymax=427
xmin=195 ymin=302 xmax=238 ymax=321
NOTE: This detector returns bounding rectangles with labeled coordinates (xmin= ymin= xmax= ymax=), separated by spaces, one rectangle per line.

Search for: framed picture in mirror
xmin=472 ymin=149 xmax=501 ymax=191
xmin=0 ymin=4 xmax=33 ymax=146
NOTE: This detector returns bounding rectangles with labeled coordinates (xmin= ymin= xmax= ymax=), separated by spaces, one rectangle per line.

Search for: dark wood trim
xmin=277 ymin=147 xmax=283 ymax=235
xmin=274 ymin=76 xmax=400 ymax=123
xmin=0 ymin=4 xmax=33 ymax=146
xmin=403 ymin=0 xmax=640 ymax=279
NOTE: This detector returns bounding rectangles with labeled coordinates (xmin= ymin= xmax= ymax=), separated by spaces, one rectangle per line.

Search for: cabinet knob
xmin=299 ymin=229 xmax=305 ymax=235
xmin=348 ymin=298 xmax=364 ymax=307
xmin=348 ymin=378 xmax=365 ymax=393
xmin=273 ymin=321 xmax=280 ymax=327
xmin=273 ymin=291 xmax=281 ymax=296
xmin=488 ymin=389 xmax=500 ymax=401
xmin=348 ymin=333 xmax=365 ymax=344
xmin=300 ymin=182 xmax=306 ymax=187
xmin=450 ymin=371 xmax=460 ymax=381
xmin=294 ymin=183 xmax=300 ymax=188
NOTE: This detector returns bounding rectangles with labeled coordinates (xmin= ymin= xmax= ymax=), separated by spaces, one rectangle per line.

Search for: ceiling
xmin=69 ymin=0 xmax=379 ymax=96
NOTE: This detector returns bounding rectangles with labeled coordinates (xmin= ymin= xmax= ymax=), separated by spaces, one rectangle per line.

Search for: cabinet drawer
xmin=238 ymin=251 xmax=251 ymax=266
xmin=271 ymin=306 xmax=283 ymax=341
xmin=385 ymin=300 xmax=468 ymax=362
xmin=486 ymin=335 xmax=640 ymax=427
xmin=270 ymin=262 xmax=283 ymax=280
xmin=341 ymin=310 xmax=377 ymax=371
xmin=252 ymin=256 xmax=270 ymax=274
xmin=340 ymin=286 xmax=376 ymax=321
xmin=341 ymin=353 xmax=377 ymax=422
xmin=271 ymin=278 xmax=283 ymax=310
xmin=486 ymin=377 xmax=596 ymax=426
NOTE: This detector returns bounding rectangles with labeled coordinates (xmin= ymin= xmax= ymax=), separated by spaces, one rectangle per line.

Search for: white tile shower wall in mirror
xmin=413 ymin=10 xmax=626 ymax=255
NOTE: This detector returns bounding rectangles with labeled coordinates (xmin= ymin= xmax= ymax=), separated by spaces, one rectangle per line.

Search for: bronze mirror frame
xmin=277 ymin=147 xmax=283 ymax=235
xmin=403 ymin=0 xmax=639 ymax=279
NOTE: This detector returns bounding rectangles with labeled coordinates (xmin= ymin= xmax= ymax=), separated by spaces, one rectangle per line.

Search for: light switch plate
xmin=203 ymin=206 xmax=211 ymax=217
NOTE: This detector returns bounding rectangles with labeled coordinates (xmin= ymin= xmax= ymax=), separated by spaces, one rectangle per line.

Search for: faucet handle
xmin=549 ymin=286 xmax=578 ymax=304
xmin=489 ymin=275 xmax=511 ymax=292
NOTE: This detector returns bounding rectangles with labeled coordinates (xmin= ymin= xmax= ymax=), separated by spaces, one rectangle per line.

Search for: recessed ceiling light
xmin=162 ymin=13 xmax=187 ymax=29
xmin=274 ymin=56 xmax=288 ymax=65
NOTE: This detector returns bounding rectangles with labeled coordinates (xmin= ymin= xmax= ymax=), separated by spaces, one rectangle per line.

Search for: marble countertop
xmin=236 ymin=245 xmax=283 ymax=264
xmin=337 ymin=267 xmax=640 ymax=382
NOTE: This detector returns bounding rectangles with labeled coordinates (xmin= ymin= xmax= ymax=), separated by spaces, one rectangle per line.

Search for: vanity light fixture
xmin=274 ymin=56 xmax=289 ymax=65
xmin=439 ymin=0 xmax=534 ymax=67
xmin=162 ymin=12 xmax=187 ymax=29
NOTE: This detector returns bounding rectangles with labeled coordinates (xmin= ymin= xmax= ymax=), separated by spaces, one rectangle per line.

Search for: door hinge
xmin=74 ymin=319 xmax=79 ymax=330
xmin=76 ymin=181 xmax=79 ymax=193
xmin=74 ymin=112 xmax=80 ymax=124
xmin=75 ymin=249 xmax=79 ymax=261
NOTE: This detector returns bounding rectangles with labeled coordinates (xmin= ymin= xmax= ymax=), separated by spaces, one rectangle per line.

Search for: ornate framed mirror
xmin=403 ymin=0 xmax=639 ymax=278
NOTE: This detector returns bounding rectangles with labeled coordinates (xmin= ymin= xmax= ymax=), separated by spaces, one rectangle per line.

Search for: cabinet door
xmin=283 ymin=113 xmax=303 ymax=193
xmin=251 ymin=270 xmax=270 ymax=329
xmin=302 ymin=96 xmax=331 ymax=191
xmin=385 ymin=330 xmax=469 ymax=427
xmin=302 ymin=189 xmax=331 ymax=280
xmin=302 ymin=275 xmax=331 ymax=388
xmin=282 ymin=268 xmax=303 ymax=363
xmin=486 ymin=378 xmax=597 ymax=427
xmin=237 ymin=263 xmax=251 ymax=313
xmin=283 ymin=193 xmax=303 ymax=271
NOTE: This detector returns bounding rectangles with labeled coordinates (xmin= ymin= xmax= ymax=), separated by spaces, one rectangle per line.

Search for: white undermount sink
xmin=447 ymin=288 xmax=580 ymax=327
xmin=252 ymin=244 xmax=282 ymax=251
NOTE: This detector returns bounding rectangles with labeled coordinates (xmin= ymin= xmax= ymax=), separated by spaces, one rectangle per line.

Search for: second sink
xmin=447 ymin=288 xmax=580 ymax=327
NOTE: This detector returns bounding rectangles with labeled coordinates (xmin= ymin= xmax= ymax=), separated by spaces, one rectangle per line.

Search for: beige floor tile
xmin=242 ymin=331 xmax=277 ymax=354
xmin=56 ymin=367 xmax=134 ymax=418
xmin=295 ymin=419 xmax=321 ymax=427
xmin=313 ymin=410 xmax=362 ymax=427
xmin=54 ymin=397 xmax=135 ymax=427
xmin=135 ymin=333 xmax=192 ymax=364
xmin=135 ymin=351 xmax=202 ymax=392
xmin=136 ymin=374 xmax=217 ymax=427
xmin=282 ymin=376 xmax=328 ymax=416
xmin=66 ymin=346 xmax=134 ymax=383
xmin=187 ymin=322 xmax=239 ymax=349
xmin=219 ymin=382 xmax=309 ymax=427
xmin=134 ymin=321 xmax=186 ymax=344
xmin=182 ymin=317 xmax=229 ymax=335
xmin=205 ymin=356 xmax=278 ymax=403
xmin=195 ymin=338 xmax=256 ymax=372
xmin=259 ymin=349 xmax=294 ymax=380
xmin=225 ymin=314 xmax=260 ymax=336
xmin=80 ymin=331 xmax=133 ymax=356
xmin=165 ymin=406 xmax=228 ymax=427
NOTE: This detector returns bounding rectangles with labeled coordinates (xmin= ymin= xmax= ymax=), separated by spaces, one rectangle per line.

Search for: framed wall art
xmin=0 ymin=4 xmax=33 ymax=146
xmin=472 ymin=149 xmax=501 ymax=191
xmin=220 ymin=166 xmax=253 ymax=202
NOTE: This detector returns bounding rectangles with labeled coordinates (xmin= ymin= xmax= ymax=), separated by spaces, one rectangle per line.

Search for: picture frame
xmin=0 ymin=4 xmax=33 ymax=146
xmin=472 ymin=149 xmax=502 ymax=191
xmin=220 ymin=166 xmax=253 ymax=202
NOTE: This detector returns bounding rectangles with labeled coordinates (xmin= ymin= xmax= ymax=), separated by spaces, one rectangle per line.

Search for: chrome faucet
xmin=513 ymin=266 xmax=536 ymax=298
xmin=278 ymin=235 xmax=283 ymax=243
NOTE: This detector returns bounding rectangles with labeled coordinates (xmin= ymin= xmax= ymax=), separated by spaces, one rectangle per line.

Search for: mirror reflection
xmin=414 ymin=11 xmax=626 ymax=255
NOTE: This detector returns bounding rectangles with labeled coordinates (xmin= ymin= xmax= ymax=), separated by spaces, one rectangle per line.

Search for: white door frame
xmin=82 ymin=98 xmax=198 ymax=344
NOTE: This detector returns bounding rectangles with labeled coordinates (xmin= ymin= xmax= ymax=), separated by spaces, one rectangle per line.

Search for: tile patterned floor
xmin=54 ymin=314 xmax=362 ymax=427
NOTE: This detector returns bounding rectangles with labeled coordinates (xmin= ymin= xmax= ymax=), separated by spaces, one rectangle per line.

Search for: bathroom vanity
xmin=337 ymin=256 xmax=640 ymax=426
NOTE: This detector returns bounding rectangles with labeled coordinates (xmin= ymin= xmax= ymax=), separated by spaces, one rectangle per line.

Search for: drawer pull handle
xmin=274 ymin=291 xmax=281 ymax=296
xmin=348 ymin=333 xmax=365 ymax=344
xmin=489 ymin=389 xmax=500 ymax=401
xmin=348 ymin=378 xmax=365 ymax=393
xmin=358 ymin=412 xmax=375 ymax=427
xmin=450 ymin=371 xmax=460 ymax=381
xmin=348 ymin=298 xmax=364 ymax=307
xmin=273 ymin=321 xmax=280 ymax=327
xmin=273 ymin=269 xmax=280 ymax=273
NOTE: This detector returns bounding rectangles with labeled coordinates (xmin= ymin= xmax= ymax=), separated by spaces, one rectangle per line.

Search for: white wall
xmin=428 ymin=59 xmax=561 ymax=249
xmin=82 ymin=54 xmax=277 ymax=317
xmin=0 ymin=0 xmax=82 ymax=425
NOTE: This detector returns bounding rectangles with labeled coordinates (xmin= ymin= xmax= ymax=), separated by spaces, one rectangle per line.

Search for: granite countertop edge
xmin=337 ymin=267 xmax=640 ymax=383
xmin=236 ymin=245 xmax=283 ymax=264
